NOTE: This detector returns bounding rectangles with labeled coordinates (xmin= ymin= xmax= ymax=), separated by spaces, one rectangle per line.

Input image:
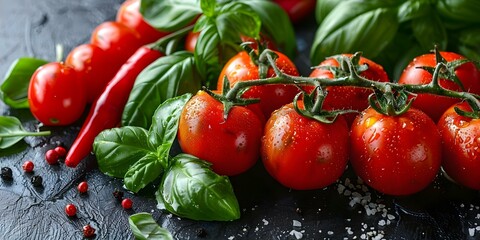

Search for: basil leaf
xmin=0 ymin=116 xmax=50 ymax=149
xmin=411 ymin=9 xmax=447 ymax=51
xmin=437 ymin=0 xmax=480 ymax=24
xmin=129 ymin=213 xmax=173 ymax=240
xmin=124 ymin=152 xmax=164 ymax=193
xmin=157 ymin=154 xmax=240 ymax=221
xmin=216 ymin=2 xmax=261 ymax=41
xmin=148 ymin=93 xmax=192 ymax=151
xmin=94 ymin=126 xmax=155 ymax=178
xmin=243 ymin=0 xmax=296 ymax=58
xmin=397 ymin=0 xmax=431 ymax=23
xmin=1 ymin=58 xmax=48 ymax=109
xmin=140 ymin=0 xmax=201 ymax=32
xmin=315 ymin=0 xmax=346 ymax=24
xmin=310 ymin=0 xmax=400 ymax=65
xmin=456 ymin=28 xmax=480 ymax=61
xmin=122 ymin=52 xmax=200 ymax=129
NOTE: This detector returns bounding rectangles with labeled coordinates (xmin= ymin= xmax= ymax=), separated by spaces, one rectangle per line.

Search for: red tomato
xmin=218 ymin=50 xmax=300 ymax=120
xmin=28 ymin=62 xmax=87 ymax=126
xmin=65 ymin=44 xmax=117 ymax=103
xmin=90 ymin=21 xmax=143 ymax=70
xmin=350 ymin=107 xmax=442 ymax=196
xmin=261 ymin=101 xmax=349 ymax=190
xmin=398 ymin=52 xmax=480 ymax=122
xmin=309 ymin=54 xmax=390 ymax=125
xmin=116 ymin=0 xmax=169 ymax=45
xmin=274 ymin=0 xmax=316 ymax=23
xmin=185 ymin=31 xmax=276 ymax=53
xmin=177 ymin=90 xmax=263 ymax=176
xmin=437 ymin=102 xmax=480 ymax=190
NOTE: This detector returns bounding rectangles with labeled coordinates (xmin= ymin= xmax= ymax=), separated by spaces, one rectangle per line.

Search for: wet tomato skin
xmin=28 ymin=62 xmax=87 ymax=126
xmin=177 ymin=91 xmax=263 ymax=176
xmin=309 ymin=54 xmax=390 ymax=125
xmin=218 ymin=51 xmax=300 ymax=120
xmin=261 ymin=101 xmax=349 ymax=190
xmin=350 ymin=107 xmax=442 ymax=196
xmin=437 ymin=102 xmax=480 ymax=190
xmin=398 ymin=52 xmax=480 ymax=122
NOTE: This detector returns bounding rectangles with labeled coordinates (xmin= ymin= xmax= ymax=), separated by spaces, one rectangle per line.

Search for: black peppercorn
xmin=31 ymin=175 xmax=43 ymax=187
xmin=1 ymin=167 xmax=13 ymax=181
xmin=196 ymin=228 xmax=207 ymax=238
xmin=113 ymin=189 xmax=124 ymax=200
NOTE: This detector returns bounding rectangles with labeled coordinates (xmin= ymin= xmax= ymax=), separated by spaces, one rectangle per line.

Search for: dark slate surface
xmin=1 ymin=0 xmax=480 ymax=239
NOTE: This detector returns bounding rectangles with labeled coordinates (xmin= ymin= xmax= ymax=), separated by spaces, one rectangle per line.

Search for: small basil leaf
xmin=122 ymin=52 xmax=200 ymax=129
xmin=124 ymin=152 xmax=164 ymax=193
xmin=148 ymin=93 xmax=192 ymax=152
xmin=157 ymin=154 xmax=240 ymax=221
xmin=94 ymin=126 xmax=155 ymax=178
xmin=310 ymin=1 xmax=400 ymax=65
xmin=437 ymin=0 xmax=480 ymax=24
xmin=200 ymin=0 xmax=216 ymax=17
xmin=243 ymin=0 xmax=296 ymax=58
xmin=0 ymin=116 xmax=50 ymax=149
xmin=216 ymin=2 xmax=261 ymax=41
xmin=411 ymin=9 xmax=447 ymax=51
xmin=1 ymin=58 xmax=48 ymax=109
xmin=140 ymin=0 xmax=201 ymax=32
xmin=129 ymin=213 xmax=173 ymax=240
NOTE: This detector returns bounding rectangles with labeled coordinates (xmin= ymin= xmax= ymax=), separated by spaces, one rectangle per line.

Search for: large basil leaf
xmin=243 ymin=0 xmax=296 ymax=58
xmin=94 ymin=126 xmax=155 ymax=178
xmin=411 ymin=8 xmax=447 ymax=51
xmin=148 ymin=93 xmax=192 ymax=152
xmin=456 ymin=28 xmax=480 ymax=61
xmin=437 ymin=0 xmax=480 ymax=24
xmin=121 ymin=52 xmax=200 ymax=129
xmin=315 ymin=0 xmax=347 ymax=24
xmin=129 ymin=213 xmax=173 ymax=240
xmin=0 ymin=116 xmax=50 ymax=149
xmin=157 ymin=154 xmax=240 ymax=221
xmin=216 ymin=1 xmax=261 ymax=41
xmin=124 ymin=152 xmax=164 ymax=193
xmin=140 ymin=0 xmax=201 ymax=32
xmin=1 ymin=58 xmax=48 ymax=109
xmin=310 ymin=0 xmax=400 ymax=65
xmin=397 ymin=0 xmax=431 ymax=23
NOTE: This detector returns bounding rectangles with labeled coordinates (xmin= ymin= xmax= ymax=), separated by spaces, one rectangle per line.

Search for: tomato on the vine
xmin=309 ymin=54 xmax=390 ymax=125
xmin=90 ymin=21 xmax=143 ymax=70
xmin=218 ymin=50 xmax=300 ymax=120
xmin=177 ymin=90 xmax=263 ymax=176
xmin=273 ymin=0 xmax=316 ymax=23
xmin=437 ymin=102 xmax=480 ymax=190
xmin=65 ymin=44 xmax=117 ymax=103
xmin=261 ymin=101 xmax=349 ymax=190
xmin=398 ymin=51 xmax=480 ymax=122
xmin=116 ymin=0 xmax=168 ymax=45
xmin=28 ymin=62 xmax=87 ymax=126
xmin=350 ymin=107 xmax=442 ymax=196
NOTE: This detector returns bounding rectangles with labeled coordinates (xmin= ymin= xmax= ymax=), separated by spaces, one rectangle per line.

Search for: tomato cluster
xmin=28 ymin=0 xmax=165 ymax=126
xmin=178 ymin=49 xmax=480 ymax=195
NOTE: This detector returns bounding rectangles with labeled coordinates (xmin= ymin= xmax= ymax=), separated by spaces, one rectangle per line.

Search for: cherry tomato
xmin=273 ymin=0 xmax=316 ymax=23
xmin=28 ymin=62 xmax=87 ymax=126
xmin=437 ymin=102 xmax=480 ymax=190
xmin=309 ymin=54 xmax=390 ymax=125
xmin=398 ymin=51 xmax=480 ymax=122
xmin=218 ymin=50 xmax=300 ymax=120
xmin=177 ymin=90 xmax=263 ymax=176
xmin=261 ymin=101 xmax=349 ymax=190
xmin=65 ymin=44 xmax=117 ymax=103
xmin=116 ymin=0 xmax=168 ymax=45
xmin=90 ymin=21 xmax=143 ymax=70
xmin=350 ymin=107 xmax=442 ymax=196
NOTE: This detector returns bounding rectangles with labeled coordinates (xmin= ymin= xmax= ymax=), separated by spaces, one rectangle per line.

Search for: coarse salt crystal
xmin=290 ymin=230 xmax=303 ymax=239
xmin=262 ymin=219 xmax=269 ymax=225
xmin=469 ymin=228 xmax=475 ymax=237
xmin=293 ymin=220 xmax=302 ymax=227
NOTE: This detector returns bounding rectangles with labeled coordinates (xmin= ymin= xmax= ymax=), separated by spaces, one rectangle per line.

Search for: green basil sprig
xmin=129 ymin=213 xmax=173 ymax=240
xmin=140 ymin=0 xmax=201 ymax=32
xmin=121 ymin=52 xmax=200 ymax=129
xmin=94 ymin=93 xmax=240 ymax=221
xmin=1 ymin=58 xmax=48 ymax=109
xmin=0 ymin=116 xmax=50 ymax=150
xmin=158 ymin=154 xmax=240 ymax=221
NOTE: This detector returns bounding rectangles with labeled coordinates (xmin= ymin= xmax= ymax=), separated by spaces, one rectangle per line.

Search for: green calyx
xmin=368 ymin=85 xmax=414 ymax=117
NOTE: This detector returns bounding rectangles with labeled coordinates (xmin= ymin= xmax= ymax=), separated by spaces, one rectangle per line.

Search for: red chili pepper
xmin=65 ymin=45 xmax=163 ymax=168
